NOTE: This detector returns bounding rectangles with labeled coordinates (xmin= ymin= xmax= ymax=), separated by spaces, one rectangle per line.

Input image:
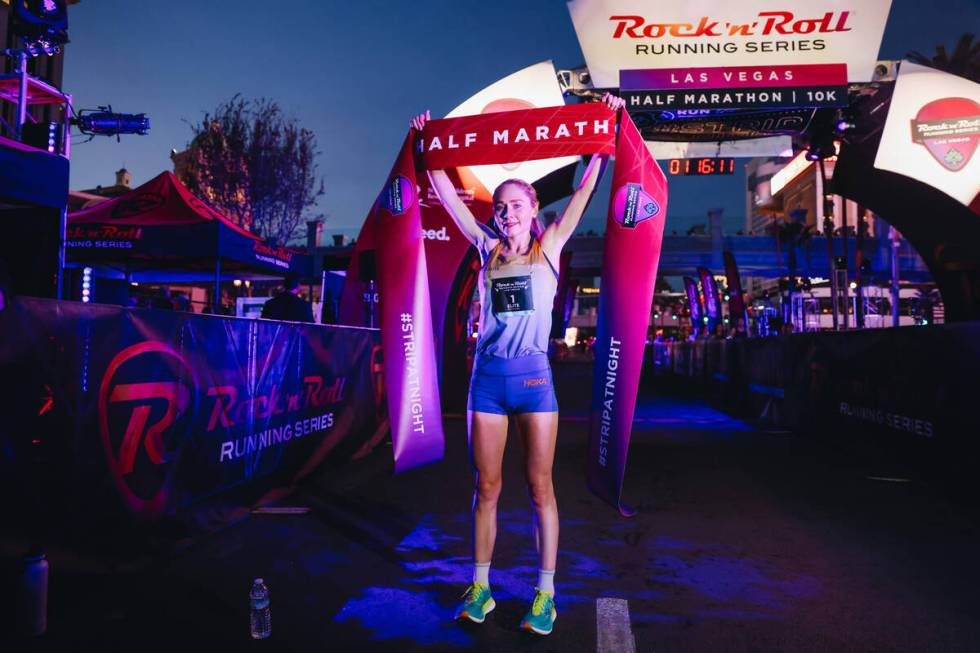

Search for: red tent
xmin=67 ymin=171 xmax=310 ymax=280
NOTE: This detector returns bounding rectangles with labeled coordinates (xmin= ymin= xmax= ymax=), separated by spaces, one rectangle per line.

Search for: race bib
xmin=491 ymin=275 xmax=534 ymax=316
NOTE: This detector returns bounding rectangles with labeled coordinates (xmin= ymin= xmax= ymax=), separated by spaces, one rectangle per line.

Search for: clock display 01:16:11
xmin=667 ymin=158 xmax=736 ymax=175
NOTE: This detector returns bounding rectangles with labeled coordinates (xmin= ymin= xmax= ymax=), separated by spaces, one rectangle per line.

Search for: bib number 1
xmin=491 ymin=275 xmax=534 ymax=317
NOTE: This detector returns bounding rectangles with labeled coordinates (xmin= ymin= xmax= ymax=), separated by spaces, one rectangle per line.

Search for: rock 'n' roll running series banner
xmin=684 ymin=276 xmax=703 ymax=334
xmin=698 ymin=266 xmax=722 ymax=334
xmin=724 ymin=251 xmax=748 ymax=333
xmin=0 ymin=298 xmax=383 ymax=529
xmin=390 ymin=102 xmax=667 ymax=513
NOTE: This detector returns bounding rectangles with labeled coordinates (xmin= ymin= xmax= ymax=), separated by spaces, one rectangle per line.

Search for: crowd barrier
xmin=0 ymin=298 xmax=383 ymax=532
xmin=652 ymin=324 xmax=980 ymax=452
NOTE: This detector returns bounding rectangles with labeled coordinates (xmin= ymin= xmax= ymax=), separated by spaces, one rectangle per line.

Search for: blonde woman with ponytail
xmin=410 ymin=92 xmax=624 ymax=636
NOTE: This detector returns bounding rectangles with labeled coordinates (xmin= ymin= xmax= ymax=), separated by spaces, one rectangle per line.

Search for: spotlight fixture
xmin=11 ymin=0 xmax=69 ymax=53
xmin=74 ymin=106 xmax=150 ymax=137
xmin=835 ymin=107 xmax=857 ymax=132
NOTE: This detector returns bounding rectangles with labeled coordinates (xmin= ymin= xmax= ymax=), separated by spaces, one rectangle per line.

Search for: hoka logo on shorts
xmin=524 ymin=377 xmax=548 ymax=388
xmin=614 ymin=183 xmax=660 ymax=229
xmin=377 ymin=175 xmax=415 ymax=216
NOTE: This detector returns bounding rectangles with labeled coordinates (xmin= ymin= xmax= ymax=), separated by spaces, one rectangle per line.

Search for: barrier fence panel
xmin=0 ymin=297 xmax=383 ymax=531
xmin=656 ymin=325 xmax=980 ymax=452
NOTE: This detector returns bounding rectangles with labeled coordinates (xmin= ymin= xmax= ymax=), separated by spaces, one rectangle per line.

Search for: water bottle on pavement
xmin=250 ymin=578 xmax=271 ymax=639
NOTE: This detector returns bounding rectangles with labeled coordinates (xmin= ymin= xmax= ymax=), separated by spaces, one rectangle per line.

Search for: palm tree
xmin=907 ymin=33 xmax=980 ymax=83
xmin=766 ymin=216 xmax=814 ymax=282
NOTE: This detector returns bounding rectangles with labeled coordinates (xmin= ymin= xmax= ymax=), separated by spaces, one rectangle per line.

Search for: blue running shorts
xmin=467 ymin=354 xmax=558 ymax=415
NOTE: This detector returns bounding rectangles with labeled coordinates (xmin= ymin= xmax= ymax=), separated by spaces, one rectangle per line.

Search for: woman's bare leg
xmin=515 ymin=411 xmax=559 ymax=571
xmin=468 ymin=410 xmax=509 ymax=564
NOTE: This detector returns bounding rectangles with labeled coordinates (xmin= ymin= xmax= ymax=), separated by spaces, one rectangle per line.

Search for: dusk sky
xmin=63 ymin=0 xmax=979 ymax=241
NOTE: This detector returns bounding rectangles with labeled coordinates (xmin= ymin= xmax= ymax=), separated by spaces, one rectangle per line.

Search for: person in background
xmin=172 ymin=291 xmax=191 ymax=312
xmin=320 ymin=288 xmax=337 ymax=324
xmin=149 ymin=286 xmax=175 ymax=310
xmin=261 ymin=272 xmax=313 ymax=322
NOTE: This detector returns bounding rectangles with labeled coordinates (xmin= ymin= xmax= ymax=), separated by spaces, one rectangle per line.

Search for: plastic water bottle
xmin=250 ymin=578 xmax=271 ymax=639
xmin=17 ymin=553 xmax=49 ymax=636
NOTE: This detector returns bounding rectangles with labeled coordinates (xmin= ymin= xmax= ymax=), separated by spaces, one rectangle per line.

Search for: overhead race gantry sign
xmin=620 ymin=63 xmax=848 ymax=112
xmin=567 ymin=0 xmax=893 ymax=87
xmin=567 ymin=0 xmax=892 ymax=153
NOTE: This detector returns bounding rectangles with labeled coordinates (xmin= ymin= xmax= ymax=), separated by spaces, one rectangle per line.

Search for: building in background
xmin=68 ymin=167 xmax=132 ymax=211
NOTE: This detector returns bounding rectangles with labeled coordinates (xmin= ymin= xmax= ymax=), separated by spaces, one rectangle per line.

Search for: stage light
xmin=23 ymin=122 xmax=64 ymax=153
xmin=835 ymin=107 xmax=857 ymax=133
xmin=82 ymin=267 xmax=93 ymax=303
xmin=11 ymin=0 xmax=69 ymax=52
xmin=671 ymin=314 xmax=678 ymax=320
xmin=233 ymin=279 xmax=242 ymax=287
xmin=75 ymin=106 xmax=150 ymax=137
xmin=702 ymin=316 xmax=709 ymax=323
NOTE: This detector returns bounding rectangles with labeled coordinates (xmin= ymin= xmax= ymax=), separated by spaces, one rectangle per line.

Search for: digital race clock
xmin=667 ymin=158 xmax=737 ymax=176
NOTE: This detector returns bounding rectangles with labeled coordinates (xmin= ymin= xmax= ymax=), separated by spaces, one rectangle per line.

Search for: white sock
xmin=474 ymin=562 xmax=491 ymax=585
xmin=537 ymin=569 xmax=555 ymax=594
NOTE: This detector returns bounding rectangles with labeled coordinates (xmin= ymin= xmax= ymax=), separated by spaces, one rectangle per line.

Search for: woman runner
xmin=410 ymin=92 xmax=625 ymax=635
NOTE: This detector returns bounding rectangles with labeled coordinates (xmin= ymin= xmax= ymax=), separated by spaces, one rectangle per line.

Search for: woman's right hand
xmin=410 ymin=110 xmax=431 ymax=131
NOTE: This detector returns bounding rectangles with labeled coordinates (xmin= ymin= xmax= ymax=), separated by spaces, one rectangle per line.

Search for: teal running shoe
xmin=454 ymin=582 xmax=495 ymax=623
xmin=520 ymin=589 xmax=557 ymax=635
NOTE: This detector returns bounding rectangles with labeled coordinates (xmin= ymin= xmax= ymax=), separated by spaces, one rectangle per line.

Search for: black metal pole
xmin=855 ymin=206 xmax=866 ymax=328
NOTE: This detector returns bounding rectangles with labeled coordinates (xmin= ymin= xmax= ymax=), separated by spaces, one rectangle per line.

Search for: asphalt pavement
xmin=4 ymin=361 xmax=980 ymax=652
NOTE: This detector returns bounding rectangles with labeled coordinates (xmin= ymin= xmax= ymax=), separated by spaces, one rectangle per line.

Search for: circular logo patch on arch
xmin=613 ymin=183 xmax=661 ymax=228
xmin=377 ymin=175 xmax=416 ymax=217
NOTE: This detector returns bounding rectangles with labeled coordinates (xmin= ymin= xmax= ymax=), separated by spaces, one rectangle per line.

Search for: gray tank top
xmin=475 ymin=237 xmax=559 ymax=360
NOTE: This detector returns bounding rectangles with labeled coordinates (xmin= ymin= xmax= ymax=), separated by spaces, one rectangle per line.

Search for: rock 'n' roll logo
xmin=613 ymin=183 xmax=661 ymax=228
xmin=98 ymin=341 xmax=197 ymax=517
xmin=910 ymin=97 xmax=980 ymax=172
xmin=377 ymin=175 xmax=416 ymax=216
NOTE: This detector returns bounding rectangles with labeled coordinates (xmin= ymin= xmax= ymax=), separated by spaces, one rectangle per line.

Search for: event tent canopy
xmin=66 ymin=171 xmax=310 ymax=280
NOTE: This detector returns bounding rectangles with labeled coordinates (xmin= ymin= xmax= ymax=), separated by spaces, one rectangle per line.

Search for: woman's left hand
xmin=600 ymin=92 xmax=626 ymax=112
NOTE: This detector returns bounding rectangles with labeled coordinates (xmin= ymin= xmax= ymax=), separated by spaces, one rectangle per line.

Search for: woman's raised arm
xmin=541 ymin=93 xmax=625 ymax=255
xmin=411 ymin=110 xmax=493 ymax=251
